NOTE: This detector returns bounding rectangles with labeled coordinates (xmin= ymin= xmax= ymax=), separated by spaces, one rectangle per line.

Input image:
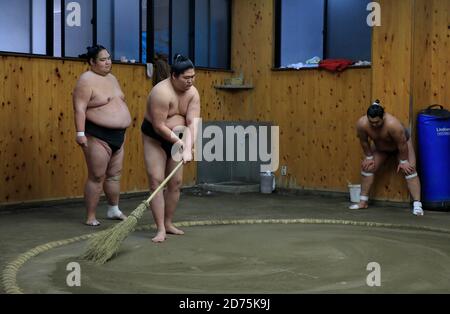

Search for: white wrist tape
xmin=405 ymin=173 xmax=418 ymax=180
xmin=365 ymin=155 xmax=374 ymax=160
xmin=399 ymin=160 xmax=408 ymax=164
xmin=77 ymin=132 xmax=85 ymax=137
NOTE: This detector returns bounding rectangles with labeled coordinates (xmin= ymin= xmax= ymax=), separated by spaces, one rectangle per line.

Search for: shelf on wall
xmin=214 ymin=84 xmax=254 ymax=90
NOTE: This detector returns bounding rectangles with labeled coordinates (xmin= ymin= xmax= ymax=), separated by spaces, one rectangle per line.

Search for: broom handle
xmin=143 ymin=161 xmax=184 ymax=207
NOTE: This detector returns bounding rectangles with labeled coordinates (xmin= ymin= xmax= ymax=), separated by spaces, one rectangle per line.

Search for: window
xmin=1 ymin=0 xmax=145 ymax=62
xmin=195 ymin=0 xmax=230 ymax=68
xmin=33 ymin=0 xmax=48 ymax=55
xmin=0 ymin=0 xmax=46 ymax=55
xmin=97 ymin=0 xmax=142 ymax=62
xmin=172 ymin=0 xmax=191 ymax=59
xmin=63 ymin=0 xmax=93 ymax=58
xmin=275 ymin=0 xmax=372 ymax=68
xmin=153 ymin=0 xmax=170 ymax=57
xmin=54 ymin=0 xmax=62 ymax=57
xmin=150 ymin=0 xmax=231 ymax=69
xmin=0 ymin=0 xmax=231 ymax=69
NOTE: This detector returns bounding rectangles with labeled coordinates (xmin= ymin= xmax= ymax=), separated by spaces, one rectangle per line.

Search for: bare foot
xmin=85 ymin=219 xmax=100 ymax=226
xmin=348 ymin=201 xmax=369 ymax=210
xmin=152 ymin=230 xmax=166 ymax=243
xmin=165 ymin=225 xmax=185 ymax=235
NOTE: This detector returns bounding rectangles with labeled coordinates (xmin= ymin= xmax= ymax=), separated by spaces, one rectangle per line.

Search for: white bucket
xmin=260 ymin=172 xmax=275 ymax=194
xmin=348 ymin=184 xmax=361 ymax=203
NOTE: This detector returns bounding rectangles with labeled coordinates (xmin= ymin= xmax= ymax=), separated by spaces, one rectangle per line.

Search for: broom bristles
xmin=81 ymin=202 xmax=148 ymax=264
xmin=81 ymin=161 xmax=183 ymax=264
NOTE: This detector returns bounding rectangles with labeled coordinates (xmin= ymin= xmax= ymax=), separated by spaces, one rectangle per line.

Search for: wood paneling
xmin=269 ymin=69 xmax=371 ymax=190
xmin=0 ymin=1 xmax=375 ymax=204
xmin=429 ymin=0 xmax=450 ymax=107
xmin=371 ymin=0 xmax=450 ymax=202
xmin=3 ymin=0 xmax=448 ymax=205
xmin=372 ymin=0 xmax=413 ymax=122
xmin=370 ymin=0 xmax=414 ymax=201
xmin=412 ymin=0 xmax=433 ymax=113
xmin=0 ymin=58 xmax=151 ymax=203
xmin=413 ymin=0 xmax=450 ymax=110
xmin=211 ymin=1 xmax=372 ymax=193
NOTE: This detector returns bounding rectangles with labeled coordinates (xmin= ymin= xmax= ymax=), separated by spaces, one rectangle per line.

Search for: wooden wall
xmin=224 ymin=0 xmax=371 ymax=192
xmin=1 ymin=0 xmax=448 ymax=205
xmin=0 ymin=56 xmax=233 ymax=204
xmin=370 ymin=0 xmax=414 ymax=201
xmin=0 ymin=57 xmax=151 ymax=203
xmin=370 ymin=0 xmax=450 ymax=201
xmin=197 ymin=0 xmax=372 ymax=192
xmin=413 ymin=0 xmax=450 ymax=111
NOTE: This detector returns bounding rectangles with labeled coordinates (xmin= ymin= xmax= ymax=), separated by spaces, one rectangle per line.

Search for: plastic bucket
xmin=348 ymin=184 xmax=361 ymax=203
xmin=260 ymin=172 xmax=275 ymax=194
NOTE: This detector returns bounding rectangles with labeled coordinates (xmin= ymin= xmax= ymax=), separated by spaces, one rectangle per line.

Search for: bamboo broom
xmin=81 ymin=161 xmax=184 ymax=264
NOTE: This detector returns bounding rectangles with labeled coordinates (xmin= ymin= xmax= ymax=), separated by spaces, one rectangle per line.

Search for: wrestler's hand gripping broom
xmin=81 ymin=161 xmax=183 ymax=264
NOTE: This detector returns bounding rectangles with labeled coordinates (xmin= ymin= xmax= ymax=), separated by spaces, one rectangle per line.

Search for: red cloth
xmin=318 ymin=59 xmax=354 ymax=72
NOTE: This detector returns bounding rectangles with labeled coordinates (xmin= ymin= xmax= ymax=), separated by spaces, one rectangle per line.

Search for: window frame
xmin=273 ymin=0 xmax=372 ymax=69
xmin=148 ymin=0 xmax=231 ymax=70
xmin=61 ymin=0 xmax=143 ymax=62
xmin=0 ymin=0 xmax=232 ymax=71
